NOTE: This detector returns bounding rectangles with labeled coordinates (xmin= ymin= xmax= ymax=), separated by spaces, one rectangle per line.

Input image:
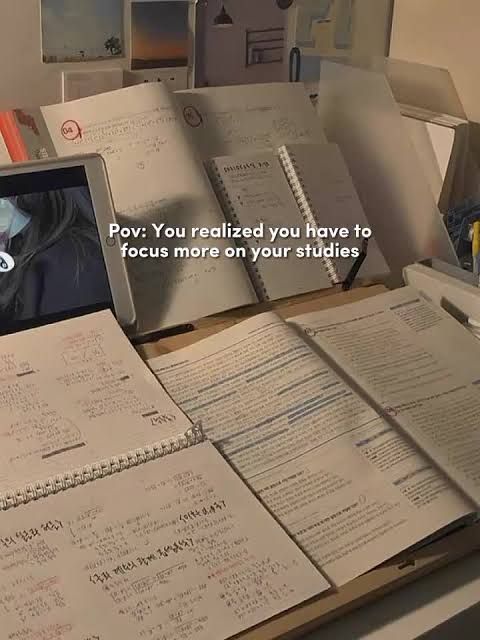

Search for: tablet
xmin=0 ymin=155 xmax=135 ymax=335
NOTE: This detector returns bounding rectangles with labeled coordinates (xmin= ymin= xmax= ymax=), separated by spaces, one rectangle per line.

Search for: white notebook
xmin=279 ymin=143 xmax=390 ymax=283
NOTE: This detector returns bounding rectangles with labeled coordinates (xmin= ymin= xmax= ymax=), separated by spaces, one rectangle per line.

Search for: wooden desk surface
xmin=139 ymin=285 xmax=480 ymax=640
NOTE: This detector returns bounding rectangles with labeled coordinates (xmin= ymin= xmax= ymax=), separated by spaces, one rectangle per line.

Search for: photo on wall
xmin=41 ymin=0 xmax=124 ymax=63
xmin=131 ymin=1 xmax=190 ymax=70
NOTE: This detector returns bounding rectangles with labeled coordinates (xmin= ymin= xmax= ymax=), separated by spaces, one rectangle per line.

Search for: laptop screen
xmin=0 ymin=166 xmax=114 ymax=334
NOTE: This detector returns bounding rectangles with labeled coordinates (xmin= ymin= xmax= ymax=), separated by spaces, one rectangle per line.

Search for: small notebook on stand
xmin=0 ymin=310 xmax=330 ymax=639
xmin=208 ymin=142 xmax=389 ymax=299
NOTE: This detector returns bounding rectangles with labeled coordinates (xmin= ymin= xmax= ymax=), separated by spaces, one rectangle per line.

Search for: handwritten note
xmin=40 ymin=84 xmax=256 ymax=334
xmin=177 ymin=83 xmax=327 ymax=160
xmin=0 ymin=309 xmax=192 ymax=504
xmin=0 ymin=442 xmax=329 ymax=639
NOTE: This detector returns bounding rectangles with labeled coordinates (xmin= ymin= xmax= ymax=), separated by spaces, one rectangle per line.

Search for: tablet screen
xmin=0 ymin=166 xmax=114 ymax=334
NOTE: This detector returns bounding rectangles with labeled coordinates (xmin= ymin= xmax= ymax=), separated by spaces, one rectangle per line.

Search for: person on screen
xmin=0 ymin=188 xmax=111 ymax=324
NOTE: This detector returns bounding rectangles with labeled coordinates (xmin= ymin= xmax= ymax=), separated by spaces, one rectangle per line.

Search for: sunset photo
xmin=131 ymin=1 xmax=189 ymax=70
xmin=41 ymin=0 xmax=124 ymax=63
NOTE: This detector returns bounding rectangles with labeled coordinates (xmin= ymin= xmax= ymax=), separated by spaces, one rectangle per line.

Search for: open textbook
xmin=0 ymin=310 xmax=330 ymax=639
xmin=149 ymin=285 xmax=480 ymax=586
xmin=3 ymin=82 xmax=386 ymax=334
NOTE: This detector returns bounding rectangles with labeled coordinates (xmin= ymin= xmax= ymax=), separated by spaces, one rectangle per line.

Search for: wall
xmin=201 ymin=0 xmax=286 ymax=87
xmin=390 ymin=0 xmax=480 ymax=124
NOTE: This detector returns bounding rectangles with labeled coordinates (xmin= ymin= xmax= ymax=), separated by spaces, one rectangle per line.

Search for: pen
xmin=342 ymin=238 xmax=369 ymax=291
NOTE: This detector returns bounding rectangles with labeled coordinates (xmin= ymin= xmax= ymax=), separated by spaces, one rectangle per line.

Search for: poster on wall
xmin=131 ymin=1 xmax=190 ymax=70
xmin=41 ymin=0 xmax=125 ymax=63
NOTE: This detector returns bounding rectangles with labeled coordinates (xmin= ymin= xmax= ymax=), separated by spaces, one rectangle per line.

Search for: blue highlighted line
xmin=246 ymin=353 xmax=310 ymax=383
xmin=227 ymin=428 xmax=290 ymax=458
xmin=197 ymin=345 xmax=308 ymax=393
xmin=187 ymin=390 xmax=237 ymax=412
xmin=288 ymin=392 xmax=352 ymax=425
xmin=277 ymin=370 xmax=329 ymax=396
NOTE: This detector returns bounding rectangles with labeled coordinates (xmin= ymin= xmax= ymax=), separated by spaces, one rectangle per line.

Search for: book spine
xmin=209 ymin=161 xmax=270 ymax=301
xmin=0 ymin=423 xmax=204 ymax=511
xmin=278 ymin=146 xmax=341 ymax=285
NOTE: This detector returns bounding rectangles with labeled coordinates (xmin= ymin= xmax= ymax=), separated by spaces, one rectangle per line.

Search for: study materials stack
xmin=1 ymin=82 xmax=388 ymax=335
xmin=149 ymin=285 xmax=480 ymax=587
xmin=0 ymin=310 xmax=330 ymax=639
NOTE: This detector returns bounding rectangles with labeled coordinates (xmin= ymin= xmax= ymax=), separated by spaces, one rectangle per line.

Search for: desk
xmin=139 ymin=284 xmax=480 ymax=640
xmin=303 ymin=552 xmax=480 ymax=640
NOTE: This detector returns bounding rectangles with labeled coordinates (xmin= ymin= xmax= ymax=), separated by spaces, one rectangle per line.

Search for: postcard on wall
xmin=131 ymin=0 xmax=190 ymax=70
xmin=41 ymin=0 xmax=125 ymax=63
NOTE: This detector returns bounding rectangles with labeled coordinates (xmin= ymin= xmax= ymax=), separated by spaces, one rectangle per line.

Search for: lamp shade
xmin=214 ymin=4 xmax=233 ymax=27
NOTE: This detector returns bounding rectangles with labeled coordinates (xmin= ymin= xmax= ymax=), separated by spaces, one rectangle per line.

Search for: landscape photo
xmin=131 ymin=1 xmax=189 ymax=70
xmin=41 ymin=0 xmax=124 ymax=63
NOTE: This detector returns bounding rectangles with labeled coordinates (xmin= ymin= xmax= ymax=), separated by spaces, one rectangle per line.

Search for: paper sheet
xmin=149 ymin=313 xmax=471 ymax=585
xmin=290 ymin=286 xmax=480 ymax=506
xmin=0 ymin=442 xmax=329 ymax=640
xmin=176 ymin=83 xmax=327 ymax=161
xmin=0 ymin=310 xmax=192 ymax=499
xmin=40 ymin=83 xmax=256 ymax=334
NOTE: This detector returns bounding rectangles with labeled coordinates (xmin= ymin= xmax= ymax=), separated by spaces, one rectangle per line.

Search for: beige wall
xmin=390 ymin=0 xmax=480 ymax=123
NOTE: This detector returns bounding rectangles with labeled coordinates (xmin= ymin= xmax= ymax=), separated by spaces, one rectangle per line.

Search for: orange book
xmin=0 ymin=110 xmax=29 ymax=162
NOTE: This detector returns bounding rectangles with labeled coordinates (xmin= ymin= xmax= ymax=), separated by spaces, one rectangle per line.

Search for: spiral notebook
xmin=0 ymin=309 xmax=330 ymax=638
xmin=209 ymin=143 xmax=389 ymax=300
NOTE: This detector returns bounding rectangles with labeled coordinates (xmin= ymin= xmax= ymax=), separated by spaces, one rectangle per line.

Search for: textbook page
xmin=0 ymin=310 xmax=192 ymax=501
xmin=209 ymin=152 xmax=332 ymax=298
xmin=290 ymin=286 xmax=480 ymax=506
xmin=0 ymin=442 xmax=328 ymax=640
xmin=40 ymin=84 xmax=257 ymax=334
xmin=0 ymin=133 xmax=10 ymax=164
xmin=149 ymin=313 xmax=472 ymax=586
xmin=176 ymin=83 xmax=327 ymax=161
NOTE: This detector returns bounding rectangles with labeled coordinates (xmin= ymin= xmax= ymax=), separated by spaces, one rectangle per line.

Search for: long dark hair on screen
xmin=0 ymin=189 xmax=99 ymax=319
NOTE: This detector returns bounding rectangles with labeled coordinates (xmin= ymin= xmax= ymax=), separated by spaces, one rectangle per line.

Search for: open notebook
xmin=208 ymin=143 xmax=389 ymax=299
xmin=0 ymin=310 xmax=330 ymax=638
xmin=149 ymin=286 xmax=480 ymax=587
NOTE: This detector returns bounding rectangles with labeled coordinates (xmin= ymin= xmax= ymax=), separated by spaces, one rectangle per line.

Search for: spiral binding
xmin=278 ymin=145 xmax=341 ymax=285
xmin=209 ymin=161 xmax=270 ymax=301
xmin=0 ymin=423 xmax=205 ymax=512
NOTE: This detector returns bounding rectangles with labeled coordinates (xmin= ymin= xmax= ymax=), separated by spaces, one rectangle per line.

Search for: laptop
xmin=0 ymin=155 xmax=136 ymax=336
